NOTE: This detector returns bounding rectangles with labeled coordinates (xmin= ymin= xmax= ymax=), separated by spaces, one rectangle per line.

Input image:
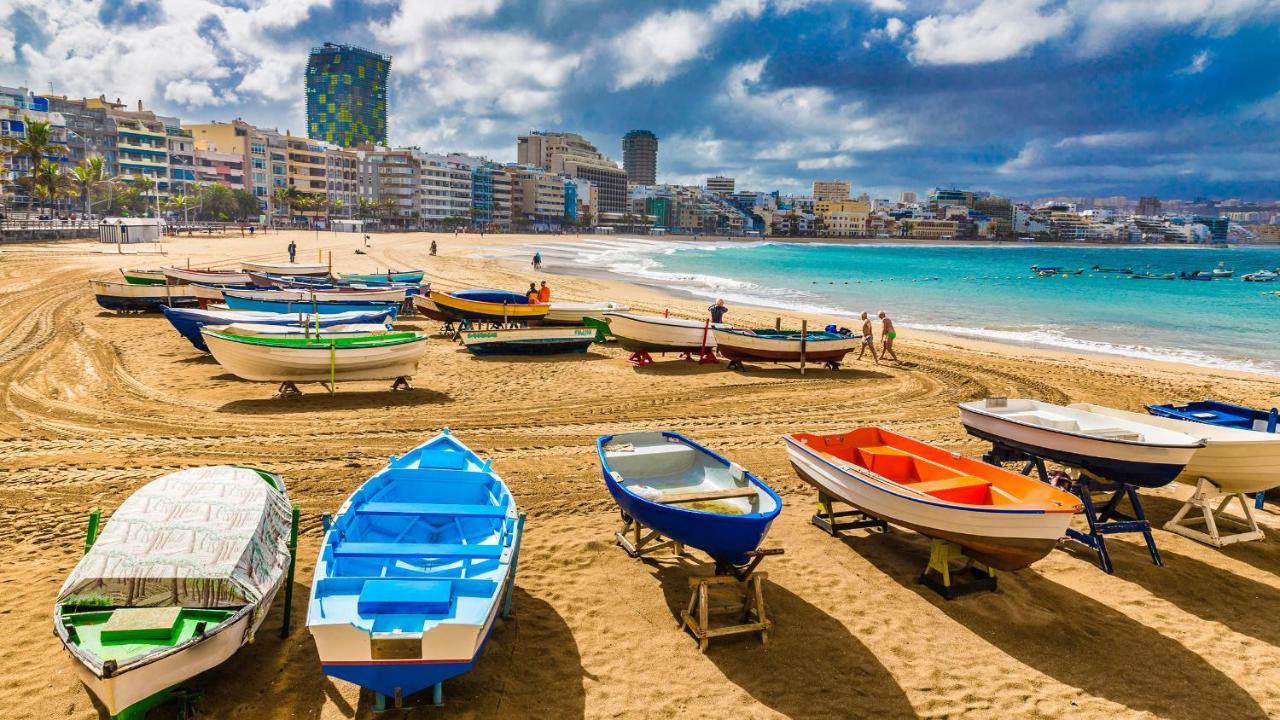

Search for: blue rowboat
xmin=307 ymin=430 xmax=524 ymax=706
xmin=161 ymin=306 xmax=394 ymax=352
xmin=222 ymin=294 xmax=402 ymax=316
xmin=597 ymin=431 xmax=781 ymax=567
xmin=340 ymin=270 xmax=425 ymax=284
xmin=1148 ymin=400 xmax=1279 ymax=434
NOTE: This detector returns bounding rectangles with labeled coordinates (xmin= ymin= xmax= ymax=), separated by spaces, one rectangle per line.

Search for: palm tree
xmin=29 ymin=160 xmax=75 ymax=214
xmin=0 ymin=117 xmax=56 ymax=212
xmin=70 ymin=156 xmax=110 ymax=218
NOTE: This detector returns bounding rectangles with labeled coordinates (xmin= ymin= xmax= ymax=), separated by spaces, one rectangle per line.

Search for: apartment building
xmin=812 ymin=180 xmax=851 ymax=202
xmin=325 ymin=146 xmax=359 ymax=217
xmin=1 ymin=87 xmax=74 ymax=207
xmin=193 ymin=147 xmax=244 ymax=190
xmin=285 ymin=133 xmax=328 ymax=216
xmin=416 ymin=152 xmax=471 ymax=222
xmin=508 ymin=165 xmax=566 ymax=222
xmin=517 ymin=131 xmax=626 ymax=214
xmin=358 ymin=147 xmax=420 ymax=226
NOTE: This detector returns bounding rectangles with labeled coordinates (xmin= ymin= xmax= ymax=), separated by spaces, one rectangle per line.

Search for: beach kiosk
xmin=99 ymin=217 xmax=162 ymax=244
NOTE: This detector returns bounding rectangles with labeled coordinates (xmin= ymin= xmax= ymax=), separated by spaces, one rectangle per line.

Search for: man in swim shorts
xmin=856 ymin=312 xmax=878 ymax=364
xmin=878 ymin=311 xmax=899 ymax=362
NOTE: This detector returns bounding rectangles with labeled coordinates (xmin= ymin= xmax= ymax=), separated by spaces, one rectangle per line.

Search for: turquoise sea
xmin=535 ymin=240 xmax=1280 ymax=375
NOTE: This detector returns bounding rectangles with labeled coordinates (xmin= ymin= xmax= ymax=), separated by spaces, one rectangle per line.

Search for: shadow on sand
xmin=1141 ymin=493 xmax=1280 ymax=577
xmin=456 ymin=348 xmax=611 ymax=363
xmin=842 ymin=530 xmax=1268 ymax=720
xmin=647 ymin=558 xmax=915 ymax=719
xmin=219 ymin=387 xmax=451 ymax=414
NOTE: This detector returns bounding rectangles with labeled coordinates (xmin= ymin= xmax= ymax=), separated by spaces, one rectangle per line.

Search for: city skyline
xmin=3 ymin=1 xmax=1280 ymax=199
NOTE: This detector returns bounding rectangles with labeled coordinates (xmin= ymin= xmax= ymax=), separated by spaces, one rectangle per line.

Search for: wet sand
xmin=2 ymin=229 xmax=1279 ymax=719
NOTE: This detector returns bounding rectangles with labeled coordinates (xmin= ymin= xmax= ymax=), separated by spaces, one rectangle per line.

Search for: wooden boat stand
xmin=918 ymin=539 xmax=997 ymax=600
xmin=810 ymin=492 xmax=888 ymax=536
xmin=616 ymin=513 xmax=684 ymax=558
xmin=1164 ymin=477 xmax=1265 ymax=547
xmin=981 ymin=442 xmax=1161 ymax=574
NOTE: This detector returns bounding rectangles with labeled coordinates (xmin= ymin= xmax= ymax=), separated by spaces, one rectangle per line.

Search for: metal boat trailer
xmin=981 ymin=442 xmax=1161 ymax=574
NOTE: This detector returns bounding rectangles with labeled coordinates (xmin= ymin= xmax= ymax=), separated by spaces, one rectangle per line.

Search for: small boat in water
xmin=1091 ymin=265 xmax=1134 ymax=274
xmin=240 ymin=261 xmax=330 ymax=277
xmin=90 ymin=279 xmax=198 ymax=312
xmin=544 ymin=301 xmax=630 ymax=325
xmin=307 ymin=430 xmax=523 ymax=703
xmin=958 ymin=398 xmax=1204 ymax=487
xmin=55 ymin=466 xmax=291 ymax=718
xmin=1130 ymin=272 xmax=1176 ymax=280
xmin=783 ymin=427 xmax=1080 ymax=571
xmin=428 ymin=289 xmax=549 ymax=323
xmin=222 ymin=294 xmax=402 ymax=316
xmin=120 ymin=268 xmax=167 ymax=285
xmin=1072 ymin=403 xmax=1280 ymax=495
xmin=461 ymin=326 xmax=596 ymax=356
xmin=603 ymin=312 xmax=726 ymax=355
xmin=161 ymin=306 xmax=395 ymax=351
xmin=711 ymin=328 xmax=861 ymax=368
xmin=598 ymin=431 xmax=781 ymax=567
xmin=163 ymin=266 xmax=254 ymax=285
xmin=1179 ymin=271 xmax=1214 ymax=281
xmin=1148 ymin=400 xmax=1278 ymax=433
xmin=1242 ymin=270 xmax=1278 ymax=282
xmin=202 ymin=330 xmax=427 ymax=383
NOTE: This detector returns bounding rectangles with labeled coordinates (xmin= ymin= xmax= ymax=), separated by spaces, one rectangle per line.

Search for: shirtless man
xmin=856 ymin=312 xmax=878 ymax=364
xmin=878 ymin=311 xmax=899 ymax=362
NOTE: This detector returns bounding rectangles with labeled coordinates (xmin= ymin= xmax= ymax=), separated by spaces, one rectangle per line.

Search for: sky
xmin=3 ymin=0 xmax=1280 ymax=200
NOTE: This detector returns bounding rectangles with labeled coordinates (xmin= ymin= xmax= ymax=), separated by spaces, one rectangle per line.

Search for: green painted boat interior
xmin=60 ymin=607 xmax=236 ymax=662
xmin=205 ymin=331 xmax=424 ymax=349
xmin=123 ymin=277 xmax=166 ymax=285
xmin=235 ymin=465 xmax=285 ymax=493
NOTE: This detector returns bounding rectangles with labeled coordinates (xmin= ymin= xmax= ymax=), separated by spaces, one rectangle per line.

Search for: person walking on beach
xmin=532 ymin=251 xmax=542 ymax=270
xmin=287 ymin=239 xmax=297 ymax=263
xmin=430 ymin=240 xmax=437 ymax=256
xmin=856 ymin=312 xmax=879 ymax=364
xmin=526 ymin=283 xmax=540 ymax=303
xmin=878 ymin=311 xmax=899 ymax=363
xmin=538 ymin=280 xmax=551 ymax=303
xmin=708 ymin=299 xmax=729 ymax=324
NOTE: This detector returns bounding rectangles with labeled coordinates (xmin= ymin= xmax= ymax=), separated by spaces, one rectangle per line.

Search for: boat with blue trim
xmin=221 ymin=294 xmax=401 ymax=316
xmin=306 ymin=430 xmax=524 ymax=706
xmin=1148 ymin=400 xmax=1279 ymax=433
xmin=461 ymin=326 xmax=596 ymax=355
xmin=161 ymin=306 xmax=395 ymax=351
xmin=428 ymin=289 xmax=549 ymax=323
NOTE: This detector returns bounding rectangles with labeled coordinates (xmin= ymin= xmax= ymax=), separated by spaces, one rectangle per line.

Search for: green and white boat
xmin=55 ymin=466 xmax=292 ymax=719
xmin=119 ymin=268 xmax=168 ymax=285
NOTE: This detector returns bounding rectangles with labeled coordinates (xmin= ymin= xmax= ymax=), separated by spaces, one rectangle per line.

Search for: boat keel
xmin=1164 ymin=477 xmax=1266 ymax=547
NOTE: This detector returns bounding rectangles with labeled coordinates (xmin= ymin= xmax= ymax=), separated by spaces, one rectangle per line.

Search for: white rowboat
xmin=602 ymin=312 xmax=727 ymax=354
xmin=202 ymin=330 xmax=428 ymax=383
xmin=544 ymin=301 xmax=630 ymax=325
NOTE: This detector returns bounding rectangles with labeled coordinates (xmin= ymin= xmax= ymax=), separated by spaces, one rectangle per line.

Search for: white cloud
xmin=1054 ymin=131 xmax=1154 ymax=148
xmin=798 ymin=154 xmax=855 ymax=169
xmin=1176 ymin=49 xmax=1212 ymax=75
xmin=164 ymin=78 xmax=227 ymax=107
xmin=910 ymin=0 xmax=1070 ymax=65
xmin=417 ymin=34 xmax=581 ymax=116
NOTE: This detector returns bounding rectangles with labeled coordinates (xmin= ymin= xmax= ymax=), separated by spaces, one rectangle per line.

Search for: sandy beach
xmin=3 ymin=228 xmax=1280 ymax=719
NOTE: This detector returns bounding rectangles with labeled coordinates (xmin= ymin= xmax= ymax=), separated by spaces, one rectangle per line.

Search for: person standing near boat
xmin=526 ymin=283 xmax=540 ymax=303
xmin=856 ymin=312 xmax=879 ymax=364
xmin=430 ymin=240 xmax=437 ymax=256
xmin=708 ymin=299 xmax=729 ymax=324
xmin=287 ymin=239 xmax=297 ymax=263
xmin=538 ymin=280 xmax=551 ymax=303
xmin=878 ymin=311 xmax=899 ymax=362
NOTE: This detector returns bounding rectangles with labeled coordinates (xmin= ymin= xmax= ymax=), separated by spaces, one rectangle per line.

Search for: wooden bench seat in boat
xmin=357 ymin=579 xmax=453 ymax=615
xmin=332 ymin=542 xmax=504 ymax=559
xmin=907 ymin=475 xmax=992 ymax=495
xmin=652 ymin=486 xmax=759 ymax=505
xmin=356 ymin=502 xmax=506 ymax=518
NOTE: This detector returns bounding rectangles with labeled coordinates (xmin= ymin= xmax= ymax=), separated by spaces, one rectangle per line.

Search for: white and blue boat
xmin=1148 ymin=400 xmax=1279 ymax=433
xmin=597 ymin=431 xmax=781 ymax=568
xmin=222 ymin=293 xmax=402 ymax=316
xmin=307 ymin=430 xmax=525 ymax=708
xmin=161 ymin=306 xmax=394 ymax=352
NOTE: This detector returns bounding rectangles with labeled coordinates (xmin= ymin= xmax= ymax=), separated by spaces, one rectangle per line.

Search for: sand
xmin=2 ymin=228 xmax=1279 ymax=720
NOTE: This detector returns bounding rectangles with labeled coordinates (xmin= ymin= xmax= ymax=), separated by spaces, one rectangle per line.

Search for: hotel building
xmin=622 ymin=130 xmax=658 ymax=186
xmin=706 ymin=175 xmax=735 ymax=195
xmin=517 ymin=131 xmax=627 ymax=214
xmin=305 ymin=43 xmax=390 ymax=148
xmin=812 ymin=180 xmax=851 ymax=202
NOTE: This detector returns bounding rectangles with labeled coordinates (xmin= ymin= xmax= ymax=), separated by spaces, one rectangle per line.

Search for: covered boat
xmin=223 ymin=286 xmax=408 ymax=304
xmin=55 ymin=466 xmax=291 ymax=718
xmin=544 ymin=301 xmax=630 ymax=325
xmin=120 ymin=268 xmax=167 ymax=285
xmin=597 ymin=431 xmax=781 ymax=567
xmin=307 ymin=430 xmax=523 ymax=704
xmin=202 ymin=330 xmax=427 ymax=383
xmin=161 ymin=306 xmax=395 ymax=352
xmin=783 ymin=427 xmax=1080 ymax=571
xmin=958 ymin=398 xmax=1204 ymax=487
xmin=338 ymin=270 xmax=425 ymax=284
xmin=222 ymin=294 xmax=402 ymax=316
xmin=460 ymin=327 xmax=596 ymax=356
xmin=1072 ymin=403 xmax=1280 ymax=495
xmin=711 ymin=328 xmax=861 ymax=367
xmin=240 ymin=261 xmax=330 ymax=277
xmin=163 ymin=267 xmax=253 ymax=285
xmin=90 ymin=279 xmax=198 ymax=312
xmin=602 ymin=312 xmax=726 ymax=354
xmin=1148 ymin=400 xmax=1278 ymax=433
xmin=428 ymin=289 xmax=548 ymax=323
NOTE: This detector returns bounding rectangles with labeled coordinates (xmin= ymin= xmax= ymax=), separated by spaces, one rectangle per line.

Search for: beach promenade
xmin=4 ymin=230 xmax=1280 ymax=719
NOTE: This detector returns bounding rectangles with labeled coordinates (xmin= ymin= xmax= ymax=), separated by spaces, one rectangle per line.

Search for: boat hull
xmin=784 ymin=437 xmax=1072 ymax=571
xmin=164 ymin=267 xmax=253 ymax=284
xmin=412 ymin=295 xmax=451 ymax=322
xmin=223 ymin=295 xmax=401 ymax=316
xmin=461 ymin=327 xmax=595 ymax=356
xmin=711 ymin=329 xmax=860 ymax=363
xmin=240 ymin=261 xmax=330 ymax=276
xmin=428 ymin=291 xmax=548 ymax=322
xmin=603 ymin=313 xmax=723 ymax=354
xmin=958 ymin=405 xmax=1196 ymax=487
xmin=90 ymin=280 xmax=197 ymax=312
xmin=203 ymin=332 xmax=427 ymax=382
xmin=224 ymin=287 xmax=408 ymax=303
xmin=543 ymin=302 xmax=629 ymax=325
xmin=161 ymin=306 xmax=394 ymax=352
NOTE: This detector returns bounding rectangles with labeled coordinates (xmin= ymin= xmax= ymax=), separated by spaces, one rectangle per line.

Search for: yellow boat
xmin=428 ymin=289 xmax=549 ymax=322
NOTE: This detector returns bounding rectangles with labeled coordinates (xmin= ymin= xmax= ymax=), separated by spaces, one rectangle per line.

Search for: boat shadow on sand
xmin=647 ymin=558 xmax=915 ymax=719
xmin=631 ymin=362 xmax=894 ymax=380
xmin=452 ymin=348 xmax=612 ymax=363
xmin=217 ymin=386 xmax=452 ymax=414
xmin=840 ymin=530 xmax=1268 ymax=720
xmin=1140 ymin=493 xmax=1280 ymax=578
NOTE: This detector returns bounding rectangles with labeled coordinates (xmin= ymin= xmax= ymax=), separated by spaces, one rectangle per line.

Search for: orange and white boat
xmin=783 ymin=427 xmax=1081 ymax=571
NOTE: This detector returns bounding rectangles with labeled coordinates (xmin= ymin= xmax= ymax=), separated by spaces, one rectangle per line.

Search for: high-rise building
xmin=622 ymin=129 xmax=657 ymax=185
xmin=516 ymin=131 xmax=627 ymax=214
xmin=898 ymin=190 xmax=918 ymax=204
xmin=1137 ymin=196 xmax=1162 ymax=217
xmin=305 ymin=43 xmax=390 ymax=148
xmin=706 ymin=176 xmax=735 ymax=195
xmin=812 ymin=180 xmax=850 ymax=201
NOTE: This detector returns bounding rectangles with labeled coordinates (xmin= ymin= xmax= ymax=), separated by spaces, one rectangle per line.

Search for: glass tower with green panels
xmin=305 ymin=43 xmax=390 ymax=148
